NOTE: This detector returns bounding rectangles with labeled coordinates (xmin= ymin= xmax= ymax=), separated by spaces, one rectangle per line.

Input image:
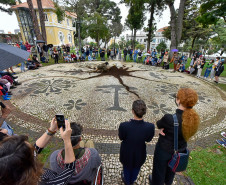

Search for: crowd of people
xmin=0 ymin=87 xmax=201 ymax=185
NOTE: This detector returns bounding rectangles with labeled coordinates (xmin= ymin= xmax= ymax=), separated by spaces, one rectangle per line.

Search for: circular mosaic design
xmin=12 ymin=62 xmax=225 ymax=133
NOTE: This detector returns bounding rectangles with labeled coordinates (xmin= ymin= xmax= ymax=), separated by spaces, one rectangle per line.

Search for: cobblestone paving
xmin=6 ymin=61 xmax=226 ymax=185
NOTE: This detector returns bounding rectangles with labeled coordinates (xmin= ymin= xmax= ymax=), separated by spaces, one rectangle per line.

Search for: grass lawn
xmin=185 ymin=145 xmax=226 ymax=185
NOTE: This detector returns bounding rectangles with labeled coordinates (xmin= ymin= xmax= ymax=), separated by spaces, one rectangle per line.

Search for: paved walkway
xmin=6 ymin=61 xmax=226 ymax=184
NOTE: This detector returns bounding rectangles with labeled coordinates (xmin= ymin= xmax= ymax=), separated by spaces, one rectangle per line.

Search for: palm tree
xmin=37 ymin=0 xmax=47 ymax=42
xmin=27 ymin=0 xmax=43 ymax=40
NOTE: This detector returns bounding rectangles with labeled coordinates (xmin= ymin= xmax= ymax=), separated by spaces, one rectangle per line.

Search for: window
xmin=140 ymin=39 xmax=142 ymax=42
xmin=67 ymin=19 xmax=69 ymax=26
xmin=68 ymin=33 xmax=72 ymax=43
xmin=58 ymin=31 xmax=64 ymax=44
xmin=44 ymin=13 xmax=48 ymax=21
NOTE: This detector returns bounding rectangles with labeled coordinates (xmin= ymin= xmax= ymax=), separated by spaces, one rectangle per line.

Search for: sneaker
xmin=222 ymin=138 xmax=226 ymax=142
xmin=221 ymin=132 xmax=226 ymax=138
xmin=216 ymin=139 xmax=226 ymax=148
xmin=214 ymin=81 xmax=218 ymax=83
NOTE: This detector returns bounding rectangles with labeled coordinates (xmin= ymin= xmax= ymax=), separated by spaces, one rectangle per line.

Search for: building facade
xmin=126 ymin=27 xmax=171 ymax=50
xmin=11 ymin=0 xmax=76 ymax=46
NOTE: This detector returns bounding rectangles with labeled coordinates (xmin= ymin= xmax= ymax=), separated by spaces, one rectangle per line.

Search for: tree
xmin=181 ymin=0 xmax=213 ymax=55
xmin=110 ymin=21 xmax=123 ymax=49
xmin=210 ymin=20 xmax=226 ymax=56
xmin=86 ymin=12 xmax=109 ymax=47
xmin=125 ymin=0 xmax=146 ymax=49
xmin=135 ymin=43 xmax=145 ymax=50
xmin=156 ymin=41 xmax=167 ymax=52
xmin=0 ymin=0 xmax=19 ymax=14
xmin=197 ymin=0 xmax=226 ymax=25
xmin=63 ymin=0 xmax=89 ymax=51
xmin=145 ymin=0 xmax=165 ymax=51
xmin=164 ymin=0 xmax=186 ymax=56
xmin=27 ymin=0 xmax=42 ymax=40
xmin=37 ymin=0 xmax=47 ymax=42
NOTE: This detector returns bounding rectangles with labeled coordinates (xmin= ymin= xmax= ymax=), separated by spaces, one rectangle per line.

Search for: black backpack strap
xmin=172 ymin=114 xmax=179 ymax=152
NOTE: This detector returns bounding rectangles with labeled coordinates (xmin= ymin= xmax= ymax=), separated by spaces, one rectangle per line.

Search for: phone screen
xmin=56 ymin=114 xmax=65 ymax=129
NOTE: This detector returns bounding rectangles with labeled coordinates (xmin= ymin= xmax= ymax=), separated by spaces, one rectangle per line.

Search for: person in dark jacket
xmin=119 ymin=100 xmax=155 ymax=185
xmin=123 ymin=48 xmax=128 ymax=61
xmin=214 ymin=60 xmax=224 ymax=83
xmin=150 ymin=88 xmax=200 ymax=185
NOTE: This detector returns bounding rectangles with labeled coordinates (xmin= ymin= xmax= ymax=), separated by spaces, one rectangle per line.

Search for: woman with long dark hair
xmin=0 ymin=119 xmax=76 ymax=185
xmin=150 ymin=88 xmax=200 ymax=185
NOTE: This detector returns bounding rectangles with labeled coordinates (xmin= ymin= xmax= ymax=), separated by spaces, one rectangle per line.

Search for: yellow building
xmin=11 ymin=0 xmax=77 ymax=46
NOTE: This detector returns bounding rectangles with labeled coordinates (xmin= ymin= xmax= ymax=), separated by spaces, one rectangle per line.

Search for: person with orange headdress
xmin=149 ymin=88 xmax=200 ymax=185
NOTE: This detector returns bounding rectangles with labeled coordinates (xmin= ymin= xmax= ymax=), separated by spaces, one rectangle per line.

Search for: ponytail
xmin=177 ymin=88 xmax=200 ymax=141
xmin=182 ymin=108 xmax=200 ymax=141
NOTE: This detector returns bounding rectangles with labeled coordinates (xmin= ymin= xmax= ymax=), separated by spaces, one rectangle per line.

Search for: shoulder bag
xmin=168 ymin=114 xmax=189 ymax=172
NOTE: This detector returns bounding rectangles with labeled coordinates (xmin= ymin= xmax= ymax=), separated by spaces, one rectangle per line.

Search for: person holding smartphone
xmin=0 ymin=117 xmax=77 ymax=185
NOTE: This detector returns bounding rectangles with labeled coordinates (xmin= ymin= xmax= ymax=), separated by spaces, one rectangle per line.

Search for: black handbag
xmin=168 ymin=114 xmax=189 ymax=172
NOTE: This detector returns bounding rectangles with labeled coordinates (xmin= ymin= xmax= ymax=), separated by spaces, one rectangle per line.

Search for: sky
xmin=0 ymin=0 xmax=180 ymax=35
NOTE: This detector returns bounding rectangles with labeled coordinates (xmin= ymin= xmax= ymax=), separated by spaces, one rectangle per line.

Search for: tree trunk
xmin=176 ymin=0 xmax=186 ymax=44
xmin=168 ymin=2 xmax=177 ymax=59
xmin=78 ymin=18 xmax=82 ymax=53
xmin=133 ymin=29 xmax=137 ymax=50
xmin=147 ymin=3 xmax=155 ymax=51
xmin=190 ymin=35 xmax=197 ymax=55
xmin=27 ymin=0 xmax=42 ymax=40
xmin=37 ymin=0 xmax=46 ymax=43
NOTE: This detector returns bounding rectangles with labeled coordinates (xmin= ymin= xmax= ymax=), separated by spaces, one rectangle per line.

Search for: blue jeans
xmin=123 ymin=166 xmax=140 ymax=185
xmin=21 ymin=61 xmax=25 ymax=72
xmin=1 ymin=121 xmax=14 ymax=136
xmin=133 ymin=54 xmax=137 ymax=62
xmin=204 ymin=68 xmax=211 ymax=78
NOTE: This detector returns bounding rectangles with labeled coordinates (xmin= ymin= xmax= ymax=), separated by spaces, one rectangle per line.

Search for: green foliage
xmin=85 ymin=12 xmax=109 ymax=46
xmin=54 ymin=1 xmax=65 ymax=23
xmin=125 ymin=1 xmax=146 ymax=31
xmin=109 ymin=43 xmax=119 ymax=49
xmin=156 ymin=41 xmax=167 ymax=52
xmin=0 ymin=0 xmax=17 ymax=14
xmin=209 ymin=19 xmax=226 ymax=56
xmin=135 ymin=44 xmax=145 ymax=51
xmin=186 ymin=145 xmax=226 ymax=184
xmin=197 ymin=0 xmax=226 ymax=25
xmin=125 ymin=40 xmax=139 ymax=48
xmin=88 ymin=42 xmax=97 ymax=47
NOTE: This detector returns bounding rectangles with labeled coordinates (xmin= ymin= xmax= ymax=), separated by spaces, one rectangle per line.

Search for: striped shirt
xmin=35 ymin=144 xmax=76 ymax=185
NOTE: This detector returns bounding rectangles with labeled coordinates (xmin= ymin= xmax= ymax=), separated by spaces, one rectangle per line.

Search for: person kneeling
xmin=50 ymin=122 xmax=101 ymax=184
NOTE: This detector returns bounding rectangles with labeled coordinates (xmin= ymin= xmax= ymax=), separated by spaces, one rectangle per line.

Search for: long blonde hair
xmin=177 ymin=88 xmax=200 ymax=141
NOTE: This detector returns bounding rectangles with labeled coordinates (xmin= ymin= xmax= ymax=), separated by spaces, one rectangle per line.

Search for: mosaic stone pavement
xmin=6 ymin=61 xmax=226 ymax=185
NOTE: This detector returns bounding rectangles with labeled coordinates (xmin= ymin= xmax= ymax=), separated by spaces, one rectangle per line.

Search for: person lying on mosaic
xmin=50 ymin=122 xmax=101 ymax=184
xmin=96 ymin=62 xmax=109 ymax=73
xmin=0 ymin=118 xmax=77 ymax=185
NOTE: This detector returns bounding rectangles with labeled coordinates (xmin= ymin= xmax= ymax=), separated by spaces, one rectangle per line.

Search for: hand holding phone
xmin=56 ymin=114 xmax=65 ymax=129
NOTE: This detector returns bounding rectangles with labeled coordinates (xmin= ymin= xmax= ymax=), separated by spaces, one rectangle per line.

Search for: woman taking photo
xmin=150 ymin=88 xmax=200 ymax=185
xmin=0 ymin=118 xmax=76 ymax=185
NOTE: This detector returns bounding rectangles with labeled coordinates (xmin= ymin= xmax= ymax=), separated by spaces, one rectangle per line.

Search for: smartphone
xmin=56 ymin=114 xmax=65 ymax=129
xmin=0 ymin=102 xmax=6 ymax=109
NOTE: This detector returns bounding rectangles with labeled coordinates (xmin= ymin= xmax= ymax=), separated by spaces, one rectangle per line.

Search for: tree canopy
xmin=0 ymin=0 xmax=19 ymax=14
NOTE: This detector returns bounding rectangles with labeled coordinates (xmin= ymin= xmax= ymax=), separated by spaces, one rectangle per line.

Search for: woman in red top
xmin=71 ymin=53 xmax=77 ymax=62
